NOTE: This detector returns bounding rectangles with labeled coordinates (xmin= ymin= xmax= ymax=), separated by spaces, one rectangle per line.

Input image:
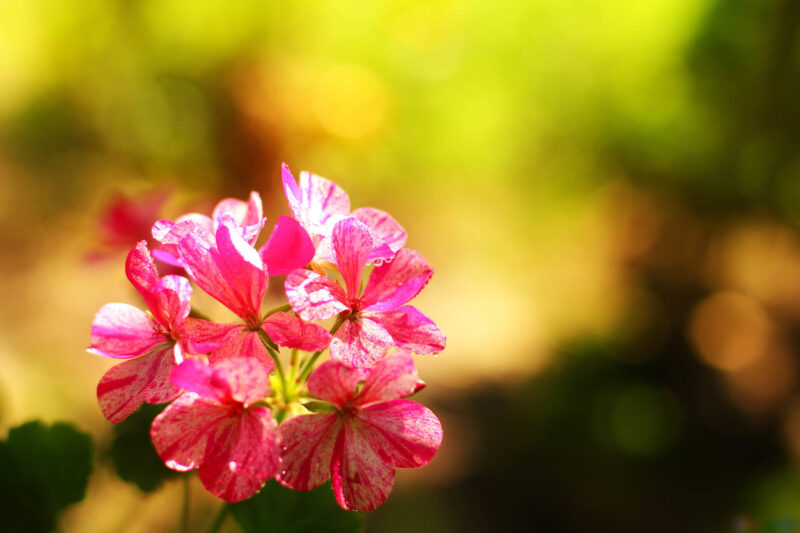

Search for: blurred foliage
xmin=0 ymin=421 xmax=92 ymax=533
xmin=107 ymin=403 xmax=179 ymax=493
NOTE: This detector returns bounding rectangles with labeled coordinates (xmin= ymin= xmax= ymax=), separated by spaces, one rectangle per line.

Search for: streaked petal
xmin=351 ymin=207 xmax=407 ymax=264
xmin=209 ymin=329 xmax=274 ymax=373
xmin=358 ymin=400 xmax=442 ymax=468
xmin=262 ymin=312 xmax=331 ymax=352
xmin=355 ymin=352 xmax=418 ymax=406
xmin=152 ymin=216 xmax=213 ymax=246
xmin=375 ymin=306 xmax=446 ymax=355
xmin=88 ymin=303 xmax=162 ymax=358
xmin=179 ymin=224 xmax=268 ymax=319
xmin=331 ymin=419 xmax=395 ymax=511
xmin=212 ymin=357 xmax=271 ymax=406
xmin=150 ymin=275 xmax=193 ymax=330
xmin=329 ymin=317 xmax=393 ymax=369
xmin=259 ymin=216 xmax=315 ymax=276
xmin=332 ymin=218 xmax=372 ymax=300
xmin=170 ymin=359 xmax=232 ymax=403
xmin=306 ymin=359 xmax=360 ymax=408
xmin=97 ymin=345 xmax=180 ymax=423
xmin=293 ymin=167 xmax=351 ymax=236
xmin=285 ymin=268 xmax=348 ymax=322
xmin=361 ymin=249 xmax=433 ymax=312
xmin=179 ymin=318 xmax=241 ymax=355
xmin=277 ymin=413 xmax=340 ymax=491
xmin=125 ymin=241 xmax=159 ymax=298
xmin=151 ymin=394 xmax=229 ymax=471
xmin=198 ymin=407 xmax=278 ymax=502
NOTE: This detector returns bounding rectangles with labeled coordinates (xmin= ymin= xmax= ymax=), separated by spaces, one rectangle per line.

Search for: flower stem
xmin=180 ymin=475 xmax=190 ymax=533
xmin=258 ymin=330 xmax=288 ymax=399
xmin=206 ymin=503 xmax=229 ymax=533
xmin=262 ymin=303 xmax=292 ymax=320
xmin=296 ymin=316 xmax=346 ymax=383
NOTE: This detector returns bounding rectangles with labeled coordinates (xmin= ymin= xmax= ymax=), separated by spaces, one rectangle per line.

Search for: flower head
xmin=151 ymin=357 xmax=279 ymax=502
xmin=286 ymin=217 xmax=445 ymax=368
xmin=277 ymin=353 xmax=442 ymax=511
xmin=282 ymin=163 xmax=406 ymax=265
xmin=88 ymin=242 xmax=224 ymax=423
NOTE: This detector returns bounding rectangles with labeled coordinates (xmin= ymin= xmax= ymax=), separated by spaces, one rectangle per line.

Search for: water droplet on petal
xmin=228 ymin=461 xmax=237 ymax=472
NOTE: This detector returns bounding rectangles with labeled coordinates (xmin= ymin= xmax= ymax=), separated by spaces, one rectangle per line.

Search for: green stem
xmin=180 ymin=475 xmax=190 ymax=533
xmin=262 ymin=303 xmax=292 ymax=320
xmin=206 ymin=504 xmax=229 ymax=533
xmin=258 ymin=330 xmax=288 ymax=400
xmin=297 ymin=316 xmax=346 ymax=383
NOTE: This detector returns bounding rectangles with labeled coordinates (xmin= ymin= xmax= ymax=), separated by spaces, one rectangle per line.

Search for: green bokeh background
xmin=2 ymin=1 xmax=800 ymax=531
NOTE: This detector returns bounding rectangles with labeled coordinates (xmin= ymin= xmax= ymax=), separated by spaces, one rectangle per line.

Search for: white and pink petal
xmin=331 ymin=419 xmax=395 ymax=511
xmin=284 ymin=269 xmax=348 ymax=322
xmin=277 ymin=413 xmax=340 ymax=491
xmin=262 ymin=312 xmax=331 ymax=352
xmin=329 ymin=317 xmax=393 ymax=369
xmin=374 ymin=306 xmax=446 ymax=355
xmin=358 ymin=400 xmax=442 ymax=469
xmin=88 ymin=303 xmax=163 ymax=358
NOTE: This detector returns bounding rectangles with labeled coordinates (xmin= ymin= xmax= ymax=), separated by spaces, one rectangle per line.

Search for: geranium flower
xmin=277 ymin=353 xmax=442 ymax=511
xmin=88 ymin=242 xmax=226 ymax=423
xmin=152 ymin=191 xmax=265 ymax=267
xmin=151 ymin=357 xmax=279 ymax=502
xmin=285 ymin=217 xmax=445 ymax=368
xmin=177 ymin=218 xmax=330 ymax=367
xmin=281 ymin=163 xmax=406 ymax=265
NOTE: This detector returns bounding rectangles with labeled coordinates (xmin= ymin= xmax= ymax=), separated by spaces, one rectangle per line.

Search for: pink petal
xmin=331 ymin=419 xmax=395 ymax=511
xmin=151 ymin=246 xmax=185 ymax=267
xmin=329 ymin=317 xmax=393 ymax=369
xmin=178 ymin=318 xmax=241 ymax=355
xmin=277 ymin=413 xmax=340 ymax=491
xmin=306 ymin=359 xmax=361 ymax=408
xmin=258 ymin=216 xmax=315 ymax=276
xmin=171 ymin=359 xmax=233 ymax=403
xmin=198 ymin=407 xmax=279 ymax=502
xmin=125 ymin=241 xmax=160 ymax=298
xmin=209 ymin=329 xmax=274 ymax=373
xmin=152 ymin=216 xmax=213 ymax=246
xmin=213 ymin=357 xmax=271 ymax=406
xmin=97 ymin=345 xmax=180 ymax=423
xmin=332 ymin=218 xmax=373 ymax=300
xmin=149 ymin=275 xmax=193 ymax=331
xmin=212 ymin=192 xmax=263 ymax=229
xmin=355 ymin=352 xmax=419 ymax=406
xmin=284 ymin=268 xmax=349 ymax=322
xmin=361 ymin=249 xmax=433 ymax=312
xmin=283 ymin=164 xmax=351 ymax=239
xmin=358 ymin=400 xmax=442 ymax=468
xmin=351 ymin=207 xmax=407 ymax=264
xmin=88 ymin=303 xmax=162 ymax=358
xmin=262 ymin=312 xmax=331 ymax=352
xmin=179 ymin=224 xmax=268 ymax=320
xmin=151 ymin=394 xmax=229 ymax=471
xmin=374 ymin=306 xmax=446 ymax=355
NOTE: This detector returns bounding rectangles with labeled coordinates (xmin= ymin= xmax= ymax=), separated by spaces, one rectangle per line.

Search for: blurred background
xmin=2 ymin=0 xmax=800 ymax=531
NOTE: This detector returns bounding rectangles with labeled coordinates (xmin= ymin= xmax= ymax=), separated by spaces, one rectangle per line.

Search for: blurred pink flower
xmin=277 ymin=353 xmax=442 ymax=511
xmin=282 ymin=163 xmax=406 ymax=265
xmin=177 ymin=219 xmax=329 ymax=367
xmin=285 ymin=217 xmax=445 ymax=368
xmin=151 ymin=357 xmax=279 ymax=502
xmin=88 ymin=242 xmax=225 ymax=423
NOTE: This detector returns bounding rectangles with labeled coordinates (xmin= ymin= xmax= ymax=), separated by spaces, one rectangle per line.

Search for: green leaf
xmin=230 ymin=481 xmax=364 ymax=533
xmin=108 ymin=403 xmax=179 ymax=492
xmin=0 ymin=420 xmax=93 ymax=533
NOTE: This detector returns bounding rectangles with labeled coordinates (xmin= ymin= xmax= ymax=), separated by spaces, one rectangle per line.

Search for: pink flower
xmin=285 ymin=217 xmax=445 ymax=369
xmin=281 ymin=163 xmax=406 ymax=265
xmin=88 ymin=242 xmax=225 ymax=423
xmin=177 ymin=218 xmax=330 ymax=367
xmin=152 ymin=191 xmax=265 ymax=267
xmin=277 ymin=353 xmax=442 ymax=511
xmin=151 ymin=357 xmax=279 ymax=502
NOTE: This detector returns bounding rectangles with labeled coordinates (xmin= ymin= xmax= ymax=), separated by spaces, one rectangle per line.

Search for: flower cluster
xmin=88 ymin=164 xmax=445 ymax=510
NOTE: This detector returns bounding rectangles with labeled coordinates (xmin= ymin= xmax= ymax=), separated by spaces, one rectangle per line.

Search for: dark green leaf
xmin=231 ymin=481 xmax=363 ymax=533
xmin=108 ymin=403 xmax=179 ymax=492
xmin=0 ymin=420 xmax=92 ymax=533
